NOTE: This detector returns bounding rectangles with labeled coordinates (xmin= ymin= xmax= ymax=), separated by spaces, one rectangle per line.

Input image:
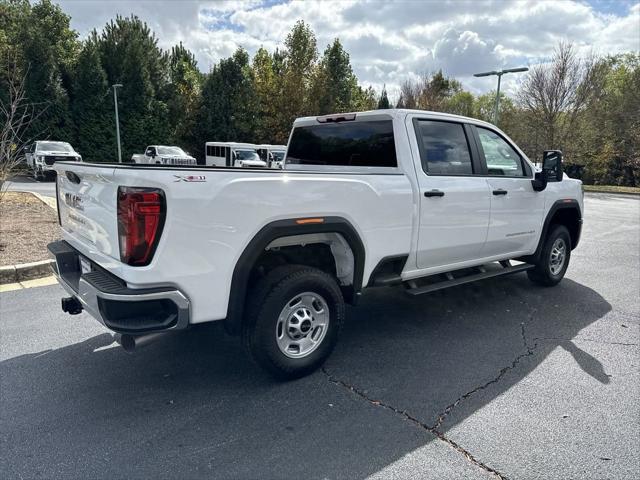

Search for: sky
xmin=55 ymin=0 xmax=640 ymax=98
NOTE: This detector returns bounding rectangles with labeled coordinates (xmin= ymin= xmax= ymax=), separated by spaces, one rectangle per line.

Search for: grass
xmin=583 ymin=185 xmax=640 ymax=194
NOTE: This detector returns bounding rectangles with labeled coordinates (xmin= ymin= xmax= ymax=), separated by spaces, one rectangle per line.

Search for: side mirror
xmin=542 ymin=150 xmax=563 ymax=182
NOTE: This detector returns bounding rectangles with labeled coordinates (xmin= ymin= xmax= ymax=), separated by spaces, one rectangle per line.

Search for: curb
xmin=0 ymin=259 xmax=55 ymax=285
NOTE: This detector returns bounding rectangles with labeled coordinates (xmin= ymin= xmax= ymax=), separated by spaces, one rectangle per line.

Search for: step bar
xmin=405 ymin=263 xmax=534 ymax=296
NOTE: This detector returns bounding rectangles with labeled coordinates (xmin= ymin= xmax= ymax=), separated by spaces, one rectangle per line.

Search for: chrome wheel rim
xmin=549 ymin=238 xmax=567 ymax=275
xmin=276 ymin=292 xmax=330 ymax=358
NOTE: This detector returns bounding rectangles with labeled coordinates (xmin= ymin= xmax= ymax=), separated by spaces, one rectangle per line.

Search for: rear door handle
xmin=492 ymin=189 xmax=508 ymax=196
xmin=424 ymin=189 xmax=445 ymax=197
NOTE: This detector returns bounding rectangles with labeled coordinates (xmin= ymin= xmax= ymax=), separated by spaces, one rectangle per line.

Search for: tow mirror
xmin=542 ymin=150 xmax=563 ymax=182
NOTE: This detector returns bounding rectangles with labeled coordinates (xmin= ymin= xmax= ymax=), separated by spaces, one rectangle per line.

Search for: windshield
xmin=272 ymin=151 xmax=285 ymax=161
xmin=235 ymin=149 xmax=259 ymax=161
xmin=37 ymin=142 xmax=73 ymax=152
xmin=157 ymin=146 xmax=187 ymax=156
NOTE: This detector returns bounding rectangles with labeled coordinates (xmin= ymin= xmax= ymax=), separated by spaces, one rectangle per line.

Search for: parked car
xmin=25 ymin=141 xmax=81 ymax=180
xmin=205 ymin=142 xmax=267 ymax=168
xmin=131 ymin=145 xmax=196 ymax=166
xmin=49 ymin=109 xmax=583 ymax=379
xmin=256 ymin=144 xmax=287 ymax=169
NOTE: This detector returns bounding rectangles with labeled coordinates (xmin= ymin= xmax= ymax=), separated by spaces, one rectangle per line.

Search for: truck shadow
xmin=0 ymin=276 xmax=611 ymax=479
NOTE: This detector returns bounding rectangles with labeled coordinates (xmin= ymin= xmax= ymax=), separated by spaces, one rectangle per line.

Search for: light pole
xmin=473 ymin=67 xmax=528 ymax=124
xmin=112 ymin=84 xmax=123 ymax=163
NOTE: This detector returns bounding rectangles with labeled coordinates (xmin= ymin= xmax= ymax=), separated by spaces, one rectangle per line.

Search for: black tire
xmin=527 ymin=224 xmax=571 ymax=286
xmin=242 ymin=265 xmax=345 ymax=380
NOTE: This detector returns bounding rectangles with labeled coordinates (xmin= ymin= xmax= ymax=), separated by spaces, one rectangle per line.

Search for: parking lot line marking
xmin=0 ymin=282 xmax=23 ymax=293
xmin=20 ymin=276 xmax=59 ymax=289
xmin=0 ymin=276 xmax=59 ymax=292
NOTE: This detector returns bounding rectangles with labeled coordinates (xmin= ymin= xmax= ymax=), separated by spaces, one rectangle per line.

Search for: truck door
xmin=407 ymin=116 xmax=491 ymax=269
xmin=471 ymin=126 xmax=545 ymax=257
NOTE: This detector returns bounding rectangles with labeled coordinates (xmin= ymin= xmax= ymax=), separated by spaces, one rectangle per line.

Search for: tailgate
xmin=55 ymin=162 xmax=120 ymax=260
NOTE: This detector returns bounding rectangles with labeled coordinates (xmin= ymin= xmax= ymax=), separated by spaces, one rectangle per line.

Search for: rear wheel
xmin=242 ymin=265 xmax=345 ymax=380
xmin=527 ymin=224 xmax=571 ymax=286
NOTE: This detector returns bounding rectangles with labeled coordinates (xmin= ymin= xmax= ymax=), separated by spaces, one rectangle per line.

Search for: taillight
xmin=117 ymin=187 xmax=166 ymax=266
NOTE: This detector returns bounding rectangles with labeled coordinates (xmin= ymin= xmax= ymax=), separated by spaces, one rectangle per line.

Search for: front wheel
xmin=527 ymin=224 xmax=571 ymax=286
xmin=242 ymin=265 xmax=345 ymax=380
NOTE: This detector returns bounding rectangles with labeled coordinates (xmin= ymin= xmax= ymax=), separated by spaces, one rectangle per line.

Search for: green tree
xmin=445 ymin=91 xmax=474 ymax=117
xmin=97 ymin=15 xmax=171 ymax=159
xmin=166 ymin=42 xmax=202 ymax=155
xmin=252 ymin=47 xmax=279 ymax=143
xmin=196 ymin=48 xmax=257 ymax=144
xmin=71 ymin=38 xmax=113 ymax=162
xmin=11 ymin=0 xmax=79 ymax=142
xmin=276 ymin=20 xmax=318 ymax=141
xmin=377 ymin=85 xmax=391 ymax=109
xmin=312 ymin=38 xmax=358 ymax=114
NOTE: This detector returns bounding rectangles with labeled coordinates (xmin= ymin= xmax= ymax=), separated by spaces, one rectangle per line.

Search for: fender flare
xmin=531 ymin=199 xmax=582 ymax=261
xmin=224 ymin=216 xmax=365 ymax=335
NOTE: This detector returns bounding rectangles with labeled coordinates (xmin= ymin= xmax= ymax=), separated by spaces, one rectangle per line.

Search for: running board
xmin=406 ymin=263 xmax=534 ymax=296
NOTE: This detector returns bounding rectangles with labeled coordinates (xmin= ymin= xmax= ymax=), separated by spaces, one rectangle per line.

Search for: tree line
xmin=1 ymin=0 xmax=638 ymax=185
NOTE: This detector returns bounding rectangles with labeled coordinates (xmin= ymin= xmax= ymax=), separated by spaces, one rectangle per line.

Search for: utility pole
xmin=473 ymin=67 xmax=528 ymax=124
xmin=112 ymin=84 xmax=123 ymax=163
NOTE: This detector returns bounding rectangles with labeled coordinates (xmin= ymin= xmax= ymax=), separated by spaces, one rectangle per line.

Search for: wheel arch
xmin=530 ymin=199 xmax=582 ymax=261
xmin=224 ymin=216 xmax=365 ymax=335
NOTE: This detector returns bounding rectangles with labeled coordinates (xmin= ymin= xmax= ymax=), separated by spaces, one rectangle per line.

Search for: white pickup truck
xmin=25 ymin=140 xmax=82 ymax=180
xmin=48 ymin=109 xmax=583 ymax=379
xmin=131 ymin=145 xmax=197 ymax=166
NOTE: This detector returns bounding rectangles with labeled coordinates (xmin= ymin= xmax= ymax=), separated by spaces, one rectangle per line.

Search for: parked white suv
xmin=49 ymin=109 xmax=583 ymax=379
xmin=131 ymin=145 xmax=196 ymax=166
xmin=25 ymin=141 xmax=81 ymax=180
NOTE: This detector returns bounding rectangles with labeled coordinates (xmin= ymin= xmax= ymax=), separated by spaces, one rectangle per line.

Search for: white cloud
xmin=55 ymin=0 xmax=640 ymax=96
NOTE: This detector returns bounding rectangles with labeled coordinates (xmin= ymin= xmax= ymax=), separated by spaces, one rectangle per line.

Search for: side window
xmin=286 ymin=120 xmax=397 ymax=167
xmin=476 ymin=127 xmax=524 ymax=177
xmin=414 ymin=120 xmax=473 ymax=175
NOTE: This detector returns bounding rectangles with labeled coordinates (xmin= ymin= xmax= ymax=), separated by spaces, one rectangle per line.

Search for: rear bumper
xmin=48 ymin=240 xmax=190 ymax=334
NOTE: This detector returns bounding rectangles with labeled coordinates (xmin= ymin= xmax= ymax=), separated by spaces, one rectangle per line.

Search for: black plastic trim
xmin=367 ymin=254 xmax=408 ymax=287
xmin=528 ymin=199 xmax=582 ymax=261
xmin=224 ymin=217 xmax=365 ymax=335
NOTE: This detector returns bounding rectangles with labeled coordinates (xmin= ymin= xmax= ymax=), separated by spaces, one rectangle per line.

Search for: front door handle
xmin=492 ymin=189 xmax=508 ymax=196
xmin=424 ymin=189 xmax=445 ymax=197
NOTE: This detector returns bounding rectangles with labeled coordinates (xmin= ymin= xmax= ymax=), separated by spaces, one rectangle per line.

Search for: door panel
xmin=473 ymin=126 xmax=545 ymax=256
xmin=410 ymin=117 xmax=491 ymax=269
xmin=417 ymin=176 xmax=491 ymax=268
xmin=483 ymin=177 xmax=545 ymax=256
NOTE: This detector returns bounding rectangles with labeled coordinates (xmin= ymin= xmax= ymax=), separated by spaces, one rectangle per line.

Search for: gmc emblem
xmin=64 ymin=192 xmax=84 ymax=211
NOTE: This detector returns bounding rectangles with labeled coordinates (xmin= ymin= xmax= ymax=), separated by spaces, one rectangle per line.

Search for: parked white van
xmin=205 ymin=142 xmax=267 ymax=168
xmin=256 ymin=144 xmax=287 ymax=169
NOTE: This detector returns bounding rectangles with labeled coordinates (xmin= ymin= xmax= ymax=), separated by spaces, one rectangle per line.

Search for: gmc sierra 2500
xmin=48 ymin=109 xmax=582 ymax=379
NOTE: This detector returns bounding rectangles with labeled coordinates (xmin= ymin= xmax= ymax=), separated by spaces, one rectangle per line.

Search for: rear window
xmin=414 ymin=120 xmax=473 ymax=175
xmin=286 ymin=120 xmax=397 ymax=168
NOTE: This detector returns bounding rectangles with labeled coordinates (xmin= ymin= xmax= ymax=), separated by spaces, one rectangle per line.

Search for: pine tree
xmin=71 ymin=38 xmax=113 ymax=162
xmin=377 ymin=85 xmax=391 ymax=109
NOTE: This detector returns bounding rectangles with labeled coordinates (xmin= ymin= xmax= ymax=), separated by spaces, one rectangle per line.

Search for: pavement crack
xmin=432 ymin=322 xmax=538 ymax=432
xmin=322 ymin=367 xmax=508 ymax=480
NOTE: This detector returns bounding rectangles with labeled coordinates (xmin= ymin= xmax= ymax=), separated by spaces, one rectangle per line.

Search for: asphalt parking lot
xmin=1 ymin=192 xmax=638 ymax=480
